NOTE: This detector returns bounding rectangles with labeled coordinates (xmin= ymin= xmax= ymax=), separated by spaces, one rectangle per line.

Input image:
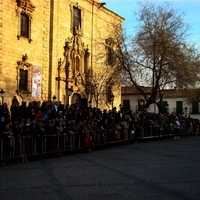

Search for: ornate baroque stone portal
xmin=57 ymin=27 xmax=90 ymax=104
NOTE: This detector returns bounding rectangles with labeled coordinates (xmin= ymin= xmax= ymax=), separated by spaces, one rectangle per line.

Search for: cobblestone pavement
xmin=0 ymin=136 xmax=200 ymax=200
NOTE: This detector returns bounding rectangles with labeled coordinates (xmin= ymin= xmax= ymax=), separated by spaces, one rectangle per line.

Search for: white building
xmin=121 ymin=87 xmax=200 ymax=119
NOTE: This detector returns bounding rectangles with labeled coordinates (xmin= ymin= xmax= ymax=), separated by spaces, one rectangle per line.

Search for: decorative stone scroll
xmin=16 ymin=0 xmax=36 ymax=13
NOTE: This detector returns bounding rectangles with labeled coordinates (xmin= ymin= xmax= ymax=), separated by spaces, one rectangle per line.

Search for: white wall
xmin=122 ymin=94 xmax=200 ymax=119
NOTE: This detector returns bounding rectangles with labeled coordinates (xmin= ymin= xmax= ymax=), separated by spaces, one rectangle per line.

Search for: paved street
xmin=1 ymin=136 xmax=200 ymax=200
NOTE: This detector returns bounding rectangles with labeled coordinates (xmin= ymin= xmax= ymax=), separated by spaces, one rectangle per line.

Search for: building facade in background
xmin=121 ymin=87 xmax=200 ymax=119
xmin=0 ymin=0 xmax=123 ymax=109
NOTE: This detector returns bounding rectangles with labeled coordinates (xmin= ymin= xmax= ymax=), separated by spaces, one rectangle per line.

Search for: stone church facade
xmin=0 ymin=0 xmax=123 ymax=109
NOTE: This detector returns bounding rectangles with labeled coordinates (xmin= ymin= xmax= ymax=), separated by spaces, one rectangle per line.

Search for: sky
xmin=104 ymin=0 xmax=200 ymax=46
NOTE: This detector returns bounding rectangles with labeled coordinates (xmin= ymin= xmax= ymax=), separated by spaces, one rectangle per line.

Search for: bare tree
xmin=84 ymin=23 xmax=122 ymax=109
xmin=111 ymin=2 xmax=200 ymax=112
xmin=85 ymin=66 xmax=120 ymax=109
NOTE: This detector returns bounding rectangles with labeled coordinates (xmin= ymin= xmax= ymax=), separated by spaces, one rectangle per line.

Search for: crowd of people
xmin=0 ymin=96 xmax=199 ymax=166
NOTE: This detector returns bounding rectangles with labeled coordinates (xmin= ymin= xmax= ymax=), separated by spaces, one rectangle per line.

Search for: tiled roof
xmin=121 ymin=87 xmax=196 ymax=98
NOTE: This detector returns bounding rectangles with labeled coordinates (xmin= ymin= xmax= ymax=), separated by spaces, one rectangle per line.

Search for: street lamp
xmin=111 ymin=93 xmax=114 ymax=109
xmin=0 ymin=89 xmax=5 ymax=104
xmin=52 ymin=95 xmax=57 ymax=101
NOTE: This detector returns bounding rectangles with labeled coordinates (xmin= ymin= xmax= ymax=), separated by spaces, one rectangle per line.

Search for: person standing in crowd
xmin=11 ymin=96 xmax=19 ymax=105
xmin=29 ymin=121 xmax=38 ymax=155
xmin=0 ymin=103 xmax=10 ymax=124
xmin=10 ymin=100 xmax=20 ymax=122
xmin=186 ymin=116 xmax=193 ymax=136
xmin=174 ymin=117 xmax=181 ymax=140
xmin=21 ymin=122 xmax=31 ymax=163
xmin=19 ymin=101 xmax=29 ymax=120
xmin=0 ymin=120 xmax=13 ymax=166
xmin=36 ymin=121 xmax=46 ymax=153
xmin=35 ymin=109 xmax=43 ymax=121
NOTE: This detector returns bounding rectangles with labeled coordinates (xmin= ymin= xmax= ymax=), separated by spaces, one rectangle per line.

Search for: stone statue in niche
xmin=67 ymin=62 xmax=73 ymax=79
xmin=75 ymin=74 xmax=82 ymax=86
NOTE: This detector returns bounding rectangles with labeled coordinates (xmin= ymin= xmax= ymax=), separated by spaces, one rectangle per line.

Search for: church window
xmin=73 ymin=7 xmax=81 ymax=29
xmin=20 ymin=12 xmax=30 ymax=38
xmin=19 ymin=69 xmax=28 ymax=91
xmin=16 ymin=0 xmax=35 ymax=42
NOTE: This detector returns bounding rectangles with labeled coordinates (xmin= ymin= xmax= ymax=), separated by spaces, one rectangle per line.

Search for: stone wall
xmin=1 ymin=0 xmax=123 ymax=110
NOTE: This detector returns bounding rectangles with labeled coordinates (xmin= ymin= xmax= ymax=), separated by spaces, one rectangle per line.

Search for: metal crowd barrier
xmin=1 ymin=125 xmax=198 ymax=165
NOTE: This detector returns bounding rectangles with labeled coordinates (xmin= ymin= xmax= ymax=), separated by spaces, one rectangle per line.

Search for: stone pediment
xmin=16 ymin=0 xmax=36 ymax=13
